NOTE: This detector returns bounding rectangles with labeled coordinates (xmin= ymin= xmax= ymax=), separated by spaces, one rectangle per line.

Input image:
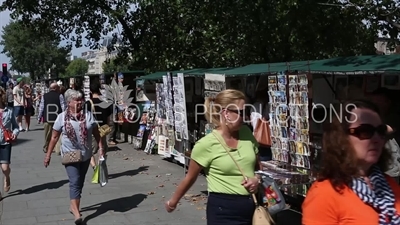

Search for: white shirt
xmin=250 ymin=101 xmax=269 ymax=134
xmin=13 ymin=85 xmax=24 ymax=106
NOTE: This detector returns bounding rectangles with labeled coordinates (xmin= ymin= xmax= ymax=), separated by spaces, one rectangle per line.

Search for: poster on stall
xmin=204 ymin=73 xmax=226 ymax=99
xmin=163 ymin=74 xmax=174 ymax=126
xmin=288 ymin=74 xmax=310 ymax=169
xmin=268 ymin=73 xmax=290 ymax=164
xmin=83 ymin=76 xmax=90 ymax=101
xmin=155 ymin=83 xmax=166 ymax=120
xmin=203 ymin=73 xmax=226 ymax=135
xmin=136 ymin=79 xmax=148 ymax=102
xmin=158 ymin=135 xmax=168 ymax=155
xmin=174 ymin=73 xmax=189 ymax=141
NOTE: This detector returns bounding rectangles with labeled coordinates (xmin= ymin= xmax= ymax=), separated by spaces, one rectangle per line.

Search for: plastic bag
xmin=91 ymin=166 xmax=99 ymax=184
xmin=259 ymin=174 xmax=286 ymax=215
xmin=99 ymin=156 xmax=108 ymax=187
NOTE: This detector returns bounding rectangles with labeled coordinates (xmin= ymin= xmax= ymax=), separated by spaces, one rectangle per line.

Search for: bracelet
xmin=167 ymin=201 xmax=176 ymax=209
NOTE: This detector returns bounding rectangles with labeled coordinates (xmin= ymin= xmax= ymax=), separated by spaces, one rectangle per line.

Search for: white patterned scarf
xmin=352 ymin=165 xmax=400 ymax=224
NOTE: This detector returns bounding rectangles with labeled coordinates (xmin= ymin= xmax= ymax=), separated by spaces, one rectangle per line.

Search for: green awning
xmin=305 ymin=54 xmax=400 ymax=74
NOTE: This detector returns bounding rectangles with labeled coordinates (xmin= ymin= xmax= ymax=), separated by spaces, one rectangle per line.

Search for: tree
xmin=0 ymin=0 xmax=378 ymax=72
xmin=102 ymin=58 xmax=131 ymax=73
xmin=62 ymin=58 xmax=89 ymax=77
xmin=0 ymin=20 xmax=70 ymax=79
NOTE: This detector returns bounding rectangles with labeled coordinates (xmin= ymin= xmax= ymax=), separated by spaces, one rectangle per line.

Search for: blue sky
xmin=0 ymin=6 xmax=90 ymax=66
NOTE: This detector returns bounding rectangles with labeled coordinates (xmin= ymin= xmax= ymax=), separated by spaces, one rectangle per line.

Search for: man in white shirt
xmin=13 ymin=78 xmax=25 ymax=131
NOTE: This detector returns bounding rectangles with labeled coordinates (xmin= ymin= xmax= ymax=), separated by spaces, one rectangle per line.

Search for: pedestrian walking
xmin=37 ymin=83 xmax=65 ymax=153
xmin=6 ymin=83 xmax=13 ymax=109
xmin=43 ymin=89 xmax=104 ymax=224
xmin=302 ymin=100 xmax=400 ymax=224
xmin=13 ymin=78 xmax=25 ymax=131
xmin=0 ymin=87 xmax=19 ymax=195
xmin=85 ymin=82 xmax=111 ymax=169
xmin=23 ymin=85 xmax=33 ymax=131
xmin=165 ymin=89 xmax=261 ymax=225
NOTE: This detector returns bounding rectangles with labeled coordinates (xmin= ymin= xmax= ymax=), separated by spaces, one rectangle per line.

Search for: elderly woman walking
xmin=43 ymin=89 xmax=104 ymax=224
xmin=0 ymin=87 xmax=19 ymax=195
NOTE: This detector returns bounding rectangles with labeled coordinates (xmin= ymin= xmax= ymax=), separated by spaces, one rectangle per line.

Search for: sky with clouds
xmin=0 ymin=5 xmax=90 ymax=66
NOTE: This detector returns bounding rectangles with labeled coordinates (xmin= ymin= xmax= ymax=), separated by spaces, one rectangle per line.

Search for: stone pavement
xmin=0 ymin=123 xmax=207 ymax=225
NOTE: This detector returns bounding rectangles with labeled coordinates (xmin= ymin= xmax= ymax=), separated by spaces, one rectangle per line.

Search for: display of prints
xmin=155 ymin=83 xmax=166 ymax=120
xmin=288 ymin=74 xmax=310 ymax=169
xmin=144 ymin=127 xmax=156 ymax=154
xmin=157 ymin=135 xmax=168 ymax=155
xmin=163 ymin=74 xmax=174 ymax=125
xmin=268 ymin=73 xmax=289 ymax=164
xmin=174 ymin=73 xmax=189 ymax=141
xmin=83 ymin=76 xmax=90 ymax=101
xmin=136 ymin=79 xmax=148 ymax=102
xmin=203 ymin=73 xmax=226 ymax=132
xmin=204 ymin=73 xmax=226 ymax=99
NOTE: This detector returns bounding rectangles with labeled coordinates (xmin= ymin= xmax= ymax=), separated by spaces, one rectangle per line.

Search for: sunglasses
xmin=225 ymin=108 xmax=247 ymax=117
xmin=348 ymin=124 xmax=387 ymax=140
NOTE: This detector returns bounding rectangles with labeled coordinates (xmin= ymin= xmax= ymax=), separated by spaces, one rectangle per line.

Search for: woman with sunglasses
xmin=165 ymin=89 xmax=262 ymax=225
xmin=303 ymin=99 xmax=400 ymax=225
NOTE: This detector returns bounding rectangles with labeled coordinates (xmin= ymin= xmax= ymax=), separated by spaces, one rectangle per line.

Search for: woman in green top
xmin=165 ymin=89 xmax=261 ymax=225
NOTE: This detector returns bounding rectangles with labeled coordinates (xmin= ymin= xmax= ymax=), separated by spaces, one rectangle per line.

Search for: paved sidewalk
xmin=0 ymin=123 xmax=207 ymax=225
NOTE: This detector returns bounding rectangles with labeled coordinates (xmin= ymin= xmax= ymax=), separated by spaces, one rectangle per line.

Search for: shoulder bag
xmin=254 ymin=118 xmax=271 ymax=147
xmin=0 ymin=112 xmax=14 ymax=143
xmin=212 ymin=132 xmax=274 ymax=225
xmin=89 ymin=99 xmax=111 ymax=138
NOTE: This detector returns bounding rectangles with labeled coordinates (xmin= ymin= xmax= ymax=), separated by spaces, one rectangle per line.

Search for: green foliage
xmin=0 ymin=0 xmax=388 ymax=72
xmin=102 ymin=58 xmax=131 ymax=73
xmin=0 ymin=20 xmax=70 ymax=79
xmin=62 ymin=58 xmax=89 ymax=77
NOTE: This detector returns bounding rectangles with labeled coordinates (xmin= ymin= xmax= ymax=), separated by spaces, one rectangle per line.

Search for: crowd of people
xmin=0 ymin=73 xmax=398 ymax=225
xmin=0 ymin=75 xmax=120 ymax=224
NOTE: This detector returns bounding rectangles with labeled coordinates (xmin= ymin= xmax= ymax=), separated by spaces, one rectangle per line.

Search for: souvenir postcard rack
xmin=199 ymin=73 xmax=227 ymax=137
xmin=260 ymin=72 xmax=321 ymax=199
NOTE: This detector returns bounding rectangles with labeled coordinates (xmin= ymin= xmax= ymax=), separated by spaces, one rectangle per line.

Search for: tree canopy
xmin=102 ymin=58 xmax=132 ymax=73
xmin=1 ymin=0 xmax=394 ymax=72
xmin=62 ymin=58 xmax=89 ymax=77
xmin=0 ymin=20 xmax=70 ymax=79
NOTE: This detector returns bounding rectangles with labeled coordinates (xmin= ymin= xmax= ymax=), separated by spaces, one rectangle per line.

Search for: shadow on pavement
xmin=31 ymin=127 xmax=44 ymax=131
xmin=12 ymin=138 xmax=31 ymax=146
xmin=107 ymin=146 xmax=121 ymax=152
xmin=108 ymin=166 xmax=149 ymax=180
xmin=81 ymin=193 xmax=147 ymax=224
xmin=3 ymin=180 xmax=69 ymax=199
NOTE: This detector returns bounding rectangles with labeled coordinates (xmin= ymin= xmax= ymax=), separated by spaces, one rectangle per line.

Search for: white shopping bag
xmin=99 ymin=156 xmax=108 ymax=187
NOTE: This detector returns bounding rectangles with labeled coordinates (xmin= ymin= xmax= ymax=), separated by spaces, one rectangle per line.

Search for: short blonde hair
xmin=204 ymin=89 xmax=246 ymax=127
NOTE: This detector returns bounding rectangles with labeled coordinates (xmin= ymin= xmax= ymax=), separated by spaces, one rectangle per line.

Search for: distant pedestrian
xmin=0 ymin=87 xmax=20 ymax=194
xmin=43 ymin=89 xmax=104 ymax=224
xmin=13 ymin=78 xmax=25 ymax=131
xmin=85 ymin=82 xmax=111 ymax=169
xmin=37 ymin=83 xmax=65 ymax=153
xmin=6 ymin=83 xmax=13 ymax=109
xmin=23 ymin=85 xmax=33 ymax=131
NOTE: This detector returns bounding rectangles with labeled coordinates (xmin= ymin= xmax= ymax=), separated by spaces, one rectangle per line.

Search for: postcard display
xmin=155 ymin=83 xmax=167 ymax=155
xmin=83 ymin=76 xmax=90 ymax=101
xmin=263 ymin=73 xmax=311 ymax=197
xmin=170 ymin=73 xmax=189 ymax=164
xmin=201 ymin=73 xmax=226 ymax=136
xmin=158 ymin=73 xmax=176 ymax=158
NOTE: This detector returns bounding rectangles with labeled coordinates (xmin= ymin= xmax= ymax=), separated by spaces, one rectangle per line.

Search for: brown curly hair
xmin=0 ymin=87 xmax=6 ymax=105
xmin=318 ymin=99 xmax=391 ymax=192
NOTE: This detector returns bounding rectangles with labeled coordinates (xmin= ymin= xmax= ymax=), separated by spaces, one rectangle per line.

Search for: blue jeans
xmin=65 ymin=160 xmax=90 ymax=199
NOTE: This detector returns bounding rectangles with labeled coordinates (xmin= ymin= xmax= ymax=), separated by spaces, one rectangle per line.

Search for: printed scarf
xmin=64 ymin=109 xmax=88 ymax=149
xmin=351 ymin=165 xmax=400 ymax=224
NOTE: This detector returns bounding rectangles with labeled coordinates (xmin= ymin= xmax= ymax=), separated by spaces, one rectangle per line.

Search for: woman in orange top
xmin=302 ymin=100 xmax=400 ymax=225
